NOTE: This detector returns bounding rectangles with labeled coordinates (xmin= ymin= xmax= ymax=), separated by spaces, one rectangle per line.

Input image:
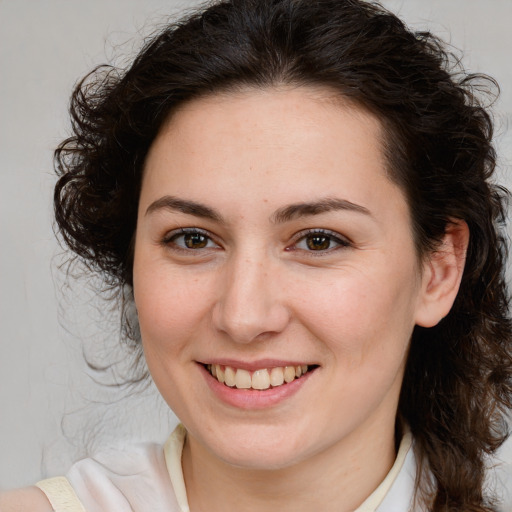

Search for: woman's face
xmin=133 ymin=87 xmax=431 ymax=469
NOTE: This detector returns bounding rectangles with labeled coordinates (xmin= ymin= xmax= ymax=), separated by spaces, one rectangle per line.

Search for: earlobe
xmin=415 ymin=219 xmax=469 ymax=328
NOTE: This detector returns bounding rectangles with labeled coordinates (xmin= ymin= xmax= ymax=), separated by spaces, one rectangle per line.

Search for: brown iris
xmin=306 ymin=234 xmax=331 ymax=251
xmin=184 ymin=232 xmax=208 ymax=249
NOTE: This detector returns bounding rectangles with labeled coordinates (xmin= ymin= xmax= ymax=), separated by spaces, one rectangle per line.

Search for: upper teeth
xmin=207 ymin=364 xmax=309 ymax=390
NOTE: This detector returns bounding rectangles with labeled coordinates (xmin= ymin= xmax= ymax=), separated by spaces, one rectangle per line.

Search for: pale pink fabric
xmin=65 ymin=440 xmax=182 ymax=512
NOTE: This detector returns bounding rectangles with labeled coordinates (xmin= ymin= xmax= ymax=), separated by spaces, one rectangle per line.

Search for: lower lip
xmin=200 ymin=364 xmax=315 ymax=410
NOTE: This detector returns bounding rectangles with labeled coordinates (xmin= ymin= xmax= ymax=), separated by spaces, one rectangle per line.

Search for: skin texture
xmin=0 ymin=487 xmax=53 ymax=512
xmin=133 ymin=87 xmax=467 ymax=512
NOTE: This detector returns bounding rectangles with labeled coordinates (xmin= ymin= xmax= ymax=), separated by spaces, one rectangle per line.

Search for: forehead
xmin=142 ymin=87 xmax=393 ymax=205
xmin=161 ymin=86 xmax=384 ymax=152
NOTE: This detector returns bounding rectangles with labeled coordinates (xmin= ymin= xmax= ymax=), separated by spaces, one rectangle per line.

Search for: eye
xmin=163 ymin=228 xmax=219 ymax=251
xmin=291 ymin=229 xmax=350 ymax=253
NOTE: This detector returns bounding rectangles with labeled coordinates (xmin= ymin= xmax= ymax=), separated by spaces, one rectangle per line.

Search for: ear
xmin=414 ymin=219 xmax=469 ymax=328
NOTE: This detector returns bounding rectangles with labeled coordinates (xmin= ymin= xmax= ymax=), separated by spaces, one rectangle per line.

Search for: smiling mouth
xmin=205 ymin=364 xmax=317 ymax=390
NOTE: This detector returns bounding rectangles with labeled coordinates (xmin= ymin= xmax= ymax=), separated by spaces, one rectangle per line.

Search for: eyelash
xmin=161 ymin=228 xmax=221 ymax=253
xmin=161 ymin=228 xmax=351 ymax=255
xmin=288 ymin=229 xmax=352 ymax=255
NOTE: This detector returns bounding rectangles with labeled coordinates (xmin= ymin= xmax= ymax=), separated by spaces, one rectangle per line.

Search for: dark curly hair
xmin=54 ymin=0 xmax=512 ymax=509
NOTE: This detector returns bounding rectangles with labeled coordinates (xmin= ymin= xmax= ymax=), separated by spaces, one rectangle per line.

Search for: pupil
xmin=307 ymin=235 xmax=330 ymax=251
xmin=185 ymin=233 xmax=207 ymax=249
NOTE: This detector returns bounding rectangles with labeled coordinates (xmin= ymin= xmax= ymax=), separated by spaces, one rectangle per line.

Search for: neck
xmin=182 ymin=417 xmax=398 ymax=512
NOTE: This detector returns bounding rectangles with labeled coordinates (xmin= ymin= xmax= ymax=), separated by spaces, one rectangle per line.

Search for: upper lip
xmin=198 ymin=359 xmax=316 ymax=372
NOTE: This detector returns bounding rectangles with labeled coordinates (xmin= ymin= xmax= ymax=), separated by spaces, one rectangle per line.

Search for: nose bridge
xmin=212 ymin=247 xmax=289 ymax=343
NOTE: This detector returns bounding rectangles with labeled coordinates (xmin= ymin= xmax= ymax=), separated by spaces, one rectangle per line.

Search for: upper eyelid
xmin=162 ymin=227 xmax=220 ymax=247
xmin=291 ymin=228 xmax=352 ymax=245
xmin=163 ymin=226 xmax=212 ymax=239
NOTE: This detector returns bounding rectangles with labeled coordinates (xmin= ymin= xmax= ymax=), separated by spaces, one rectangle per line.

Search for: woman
xmin=1 ymin=0 xmax=511 ymax=510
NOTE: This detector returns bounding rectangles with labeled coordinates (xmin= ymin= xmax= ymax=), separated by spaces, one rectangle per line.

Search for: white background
xmin=1 ymin=0 xmax=511 ymax=490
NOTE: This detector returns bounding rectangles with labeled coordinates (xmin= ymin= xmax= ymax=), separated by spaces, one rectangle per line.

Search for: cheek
xmin=292 ymin=267 xmax=418 ymax=366
xmin=133 ymin=263 xmax=214 ymax=357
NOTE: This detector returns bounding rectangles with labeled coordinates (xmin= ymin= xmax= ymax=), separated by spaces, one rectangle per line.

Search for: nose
xmin=212 ymin=254 xmax=290 ymax=343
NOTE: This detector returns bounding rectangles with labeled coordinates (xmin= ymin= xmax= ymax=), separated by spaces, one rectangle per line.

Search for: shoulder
xmin=0 ymin=486 xmax=53 ymax=512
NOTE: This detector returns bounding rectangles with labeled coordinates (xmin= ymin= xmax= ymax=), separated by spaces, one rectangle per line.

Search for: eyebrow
xmin=271 ymin=197 xmax=372 ymax=223
xmin=145 ymin=195 xmax=371 ymax=223
xmin=145 ymin=196 xmax=224 ymax=222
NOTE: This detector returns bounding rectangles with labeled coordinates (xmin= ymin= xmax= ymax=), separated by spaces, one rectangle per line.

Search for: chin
xmin=197 ymin=421 xmax=318 ymax=471
xmin=217 ymin=444 xmax=308 ymax=471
